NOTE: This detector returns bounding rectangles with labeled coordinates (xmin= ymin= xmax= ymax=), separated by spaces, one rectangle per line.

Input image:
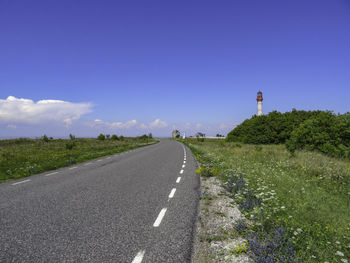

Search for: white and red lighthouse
xmin=257 ymin=91 xmax=263 ymax=116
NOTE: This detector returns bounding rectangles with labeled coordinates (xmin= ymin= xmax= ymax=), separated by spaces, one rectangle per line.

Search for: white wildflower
xmin=336 ymin=251 xmax=344 ymax=257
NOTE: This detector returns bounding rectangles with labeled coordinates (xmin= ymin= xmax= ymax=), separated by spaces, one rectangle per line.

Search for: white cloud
xmin=140 ymin=123 xmax=147 ymax=129
xmin=7 ymin=124 xmax=16 ymax=129
xmin=0 ymin=96 xmax=92 ymax=126
xmin=149 ymin=118 xmax=168 ymax=128
xmin=93 ymin=119 xmax=138 ymax=129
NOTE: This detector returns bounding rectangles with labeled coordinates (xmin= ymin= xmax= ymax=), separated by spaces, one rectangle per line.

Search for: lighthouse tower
xmin=257 ymin=91 xmax=263 ymax=116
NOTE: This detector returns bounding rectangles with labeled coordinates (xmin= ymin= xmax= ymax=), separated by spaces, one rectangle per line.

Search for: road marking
xmin=106 ymin=157 xmax=111 ymax=159
xmin=176 ymin=177 xmax=181 ymax=183
xmin=84 ymin=163 xmax=92 ymax=166
xmin=169 ymin=188 xmax=176 ymax=198
xmin=182 ymin=164 xmax=185 ymax=168
xmin=45 ymin=172 xmax=58 ymax=176
xmin=183 ymin=161 xmax=186 ymax=164
xmin=180 ymin=169 xmax=184 ymax=174
xmin=12 ymin=179 xmax=31 ymax=185
xmin=153 ymin=208 xmax=167 ymax=227
xmin=69 ymin=167 xmax=77 ymax=170
xmin=132 ymin=250 xmax=145 ymax=263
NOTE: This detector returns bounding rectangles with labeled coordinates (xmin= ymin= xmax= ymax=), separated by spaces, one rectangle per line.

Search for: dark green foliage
xmin=226 ymin=109 xmax=350 ymax=159
xmin=119 ymin=135 xmax=125 ymax=141
xmin=286 ymin=111 xmax=350 ymax=158
xmin=69 ymin=134 xmax=75 ymax=140
xmin=226 ymin=110 xmax=324 ymax=144
xmin=106 ymin=134 xmax=110 ymax=139
xmin=42 ymin=135 xmax=49 ymax=142
xmin=97 ymin=133 xmax=105 ymax=140
xmin=148 ymin=133 xmax=153 ymax=139
xmin=65 ymin=141 xmax=76 ymax=150
xmin=139 ymin=134 xmax=149 ymax=140
xmin=111 ymin=134 xmax=119 ymax=140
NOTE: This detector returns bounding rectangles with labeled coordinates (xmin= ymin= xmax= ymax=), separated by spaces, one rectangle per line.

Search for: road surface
xmin=0 ymin=139 xmax=200 ymax=262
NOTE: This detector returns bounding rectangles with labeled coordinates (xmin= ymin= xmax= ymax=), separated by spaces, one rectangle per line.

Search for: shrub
xmin=65 ymin=142 xmax=75 ymax=150
xmin=286 ymin=111 xmax=350 ymax=158
xmin=97 ymin=134 xmax=105 ymax=140
xmin=119 ymin=135 xmax=125 ymax=141
xmin=148 ymin=133 xmax=153 ymax=139
xmin=111 ymin=134 xmax=119 ymax=140
xmin=69 ymin=134 xmax=75 ymax=140
xmin=106 ymin=134 xmax=110 ymax=139
xmin=42 ymin=135 xmax=49 ymax=143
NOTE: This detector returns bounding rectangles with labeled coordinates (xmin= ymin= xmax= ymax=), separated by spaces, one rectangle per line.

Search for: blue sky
xmin=1 ymin=0 xmax=349 ymax=138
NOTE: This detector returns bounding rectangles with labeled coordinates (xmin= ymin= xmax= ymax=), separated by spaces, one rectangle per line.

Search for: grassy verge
xmin=0 ymin=137 xmax=158 ymax=183
xmin=182 ymin=138 xmax=350 ymax=263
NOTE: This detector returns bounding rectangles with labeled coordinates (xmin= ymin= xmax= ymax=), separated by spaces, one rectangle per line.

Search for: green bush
xmin=97 ymin=134 xmax=105 ymax=140
xmin=226 ymin=110 xmax=324 ymax=144
xmin=286 ymin=112 xmax=350 ymax=158
xmin=111 ymin=134 xmax=119 ymax=140
xmin=42 ymin=135 xmax=49 ymax=143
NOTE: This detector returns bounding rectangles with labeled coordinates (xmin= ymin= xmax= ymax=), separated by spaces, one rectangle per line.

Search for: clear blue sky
xmin=1 ymin=0 xmax=349 ymax=137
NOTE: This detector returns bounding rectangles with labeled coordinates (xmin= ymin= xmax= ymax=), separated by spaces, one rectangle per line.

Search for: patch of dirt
xmin=192 ymin=176 xmax=251 ymax=263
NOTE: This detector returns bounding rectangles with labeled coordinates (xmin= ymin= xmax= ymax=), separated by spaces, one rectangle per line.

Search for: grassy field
xmin=183 ymin=138 xmax=350 ymax=263
xmin=0 ymin=137 xmax=158 ymax=183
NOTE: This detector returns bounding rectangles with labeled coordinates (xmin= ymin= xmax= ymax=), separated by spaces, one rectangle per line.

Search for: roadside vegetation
xmin=0 ymin=134 xmax=157 ymax=183
xmin=183 ymin=138 xmax=350 ymax=262
xmin=227 ymin=110 xmax=350 ymax=159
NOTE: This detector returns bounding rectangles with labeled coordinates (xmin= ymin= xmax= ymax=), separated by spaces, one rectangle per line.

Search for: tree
xmin=111 ymin=134 xmax=119 ymax=140
xmin=97 ymin=134 xmax=105 ymax=140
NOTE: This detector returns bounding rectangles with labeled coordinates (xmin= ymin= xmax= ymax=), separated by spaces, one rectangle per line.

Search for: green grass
xmin=0 ymin=137 xmax=158 ymax=182
xmin=183 ymin=138 xmax=350 ymax=263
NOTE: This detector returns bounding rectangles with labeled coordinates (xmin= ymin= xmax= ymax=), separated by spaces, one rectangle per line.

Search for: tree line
xmin=226 ymin=110 xmax=350 ymax=158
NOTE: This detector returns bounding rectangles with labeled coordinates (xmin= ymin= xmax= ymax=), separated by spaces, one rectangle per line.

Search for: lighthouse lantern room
xmin=256 ymin=91 xmax=263 ymax=116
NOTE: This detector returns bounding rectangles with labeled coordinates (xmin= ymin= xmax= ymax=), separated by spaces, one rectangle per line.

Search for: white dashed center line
xmin=153 ymin=208 xmax=167 ymax=227
xmin=69 ymin=167 xmax=77 ymax=170
xmin=97 ymin=159 xmax=102 ymax=162
xmin=106 ymin=157 xmax=111 ymax=159
xmin=182 ymin=164 xmax=185 ymax=168
xmin=84 ymin=163 xmax=92 ymax=166
xmin=132 ymin=250 xmax=145 ymax=263
xmin=12 ymin=179 xmax=31 ymax=185
xmin=180 ymin=169 xmax=184 ymax=174
xmin=45 ymin=172 xmax=58 ymax=176
xmin=183 ymin=161 xmax=186 ymax=164
xmin=169 ymin=188 xmax=176 ymax=198
xmin=176 ymin=177 xmax=181 ymax=183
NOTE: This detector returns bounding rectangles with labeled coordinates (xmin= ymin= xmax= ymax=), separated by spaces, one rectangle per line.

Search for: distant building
xmin=257 ymin=91 xmax=263 ymax=116
xmin=172 ymin=129 xmax=180 ymax=138
xmin=195 ymin=132 xmax=206 ymax=138
xmin=182 ymin=132 xmax=186 ymax=139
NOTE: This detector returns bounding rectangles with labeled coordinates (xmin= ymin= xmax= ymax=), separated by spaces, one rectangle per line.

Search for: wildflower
xmin=336 ymin=251 xmax=344 ymax=257
xmin=341 ymin=259 xmax=348 ymax=263
xmin=281 ymin=206 xmax=286 ymax=209
xmin=336 ymin=241 xmax=341 ymax=245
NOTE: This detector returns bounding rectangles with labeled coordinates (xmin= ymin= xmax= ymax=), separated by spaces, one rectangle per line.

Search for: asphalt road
xmin=0 ymin=139 xmax=200 ymax=263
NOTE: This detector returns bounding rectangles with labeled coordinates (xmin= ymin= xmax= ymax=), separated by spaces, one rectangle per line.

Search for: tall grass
xmin=0 ymin=137 xmax=157 ymax=182
xmin=184 ymin=139 xmax=350 ymax=262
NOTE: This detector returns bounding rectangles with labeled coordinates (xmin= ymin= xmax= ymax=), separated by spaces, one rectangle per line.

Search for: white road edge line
xmin=180 ymin=169 xmax=184 ymax=174
xmin=97 ymin=159 xmax=102 ymax=162
xmin=132 ymin=250 xmax=145 ymax=263
xmin=176 ymin=177 xmax=181 ymax=183
xmin=69 ymin=167 xmax=77 ymax=170
xmin=84 ymin=163 xmax=92 ymax=166
xmin=106 ymin=157 xmax=111 ymax=159
xmin=169 ymin=188 xmax=176 ymax=198
xmin=153 ymin=208 xmax=167 ymax=227
xmin=12 ymin=179 xmax=31 ymax=185
xmin=45 ymin=171 xmax=59 ymax=176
